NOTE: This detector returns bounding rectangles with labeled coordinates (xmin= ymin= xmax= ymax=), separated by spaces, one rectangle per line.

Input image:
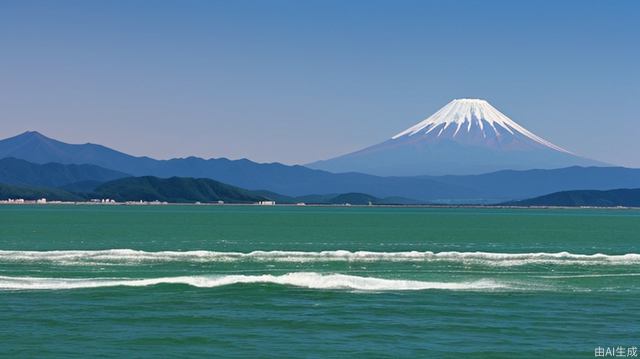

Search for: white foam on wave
xmin=1 ymin=249 xmax=639 ymax=266
xmin=0 ymin=273 xmax=506 ymax=292
xmin=538 ymin=273 xmax=640 ymax=279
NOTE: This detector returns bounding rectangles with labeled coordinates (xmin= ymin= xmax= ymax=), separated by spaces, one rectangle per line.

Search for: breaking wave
xmin=1 ymin=249 xmax=639 ymax=266
xmin=0 ymin=273 xmax=506 ymax=292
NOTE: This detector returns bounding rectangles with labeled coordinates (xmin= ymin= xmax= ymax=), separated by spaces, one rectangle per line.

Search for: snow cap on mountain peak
xmin=451 ymin=98 xmax=488 ymax=103
xmin=391 ymin=98 xmax=571 ymax=154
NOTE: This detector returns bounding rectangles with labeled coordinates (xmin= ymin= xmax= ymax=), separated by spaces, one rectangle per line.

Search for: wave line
xmin=1 ymin=249 xmax=639 ymax=266
xmin=0 ymin=273 xmax=506 ymax=292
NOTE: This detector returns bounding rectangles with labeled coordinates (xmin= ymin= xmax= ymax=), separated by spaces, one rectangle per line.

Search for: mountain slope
xmin=93 ymin=176 xmax=268 ymax=203
xmin=0 ymin=131 xmax=158 ymax=175
xmin=509 ymin=188 xmax=640 ymax=207
xmin=307 ymin=99 xmax=605 ymax=176
xmin=0 ymin=157 xmax=129 ymax=188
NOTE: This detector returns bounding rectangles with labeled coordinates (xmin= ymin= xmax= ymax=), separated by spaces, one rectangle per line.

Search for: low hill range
xmin=94 ymin=176 xmax=266 ymax=203
xmin=0 ymin=183 xmax=84 ymax=202
xmin=254 ymin=190 xmax=422 ymax=205
xmin=0 ymin=176 xmax=268 ymax=204
xmin=3 ymin=174 xmax=639 ymax=208
xmin=0 ymin=175 xmax=416 ymax=205
xmin=507 ymin=188 xmax=640 ymax=207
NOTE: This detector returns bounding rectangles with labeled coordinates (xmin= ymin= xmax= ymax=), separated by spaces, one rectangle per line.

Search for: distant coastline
xmin=1 ymin=200 xmax=637 ymax=210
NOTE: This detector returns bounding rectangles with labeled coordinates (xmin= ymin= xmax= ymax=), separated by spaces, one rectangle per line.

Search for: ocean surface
xmin=1 ymin=205 xmax=639 ymax=358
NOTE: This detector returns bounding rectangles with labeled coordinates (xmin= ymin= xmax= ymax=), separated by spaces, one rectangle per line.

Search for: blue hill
xmin=508 ymin=188 xmax=640 ymax=207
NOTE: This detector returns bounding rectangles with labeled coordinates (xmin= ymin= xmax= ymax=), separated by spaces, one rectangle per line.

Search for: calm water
xmin=1 ymin=205 xmax=639 ymax=358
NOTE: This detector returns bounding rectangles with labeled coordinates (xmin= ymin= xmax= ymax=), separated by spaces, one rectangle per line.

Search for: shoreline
xmin=0 ymin=201 xmax=637 ymax=210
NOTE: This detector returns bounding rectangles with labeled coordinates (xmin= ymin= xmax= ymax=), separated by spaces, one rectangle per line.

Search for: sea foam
xmin=1 ymin=249 xmax=639 ymax=266
xmin=0 ymin=273 xmax=505 ymax=291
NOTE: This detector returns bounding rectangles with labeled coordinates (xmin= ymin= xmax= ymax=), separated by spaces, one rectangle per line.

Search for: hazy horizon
xmin=1 ymin=1 xmax=638 ymax=167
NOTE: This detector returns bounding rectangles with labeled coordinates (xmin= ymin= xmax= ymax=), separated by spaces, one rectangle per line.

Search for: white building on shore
xmin=257 ymin=200 xmax=276 ymax=206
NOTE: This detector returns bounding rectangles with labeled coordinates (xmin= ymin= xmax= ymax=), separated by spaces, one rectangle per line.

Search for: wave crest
xmin=1 ymin=249 xmax=639 ymax=266
xmin=0 ymin=273 xmax=505 ymax=292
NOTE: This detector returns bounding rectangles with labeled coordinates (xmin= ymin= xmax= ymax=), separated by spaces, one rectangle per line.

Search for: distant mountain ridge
xmin=509 ymin=188 xmax=640 ymax=207
xmin=0 ymin=131 xmax=160 ymax=175
xmin=0 ymin=131 xmax=475 ymax=200
xmin=0 ymin=131 xmax=637 ymax=203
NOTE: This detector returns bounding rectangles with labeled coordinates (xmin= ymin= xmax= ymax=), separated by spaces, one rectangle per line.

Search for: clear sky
xmin=1 ymin=0 xmax=638 ymax=167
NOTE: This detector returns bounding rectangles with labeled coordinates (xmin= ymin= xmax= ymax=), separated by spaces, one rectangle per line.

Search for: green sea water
xmin=1 ymin=205 xmax=639 ymax=358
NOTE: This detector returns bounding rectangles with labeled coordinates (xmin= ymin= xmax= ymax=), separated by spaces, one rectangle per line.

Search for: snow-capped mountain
xmin=307 ymin=99 xmax=606 ymax=176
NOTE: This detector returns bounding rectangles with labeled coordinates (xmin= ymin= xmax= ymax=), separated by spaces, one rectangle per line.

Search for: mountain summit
xmin=0 ymin=131 xmax=151 ymax=173
xmin=307 ymin=99 xmax=605 ymax=176
xmin=391 ymin=99 xmax=569 ymax=153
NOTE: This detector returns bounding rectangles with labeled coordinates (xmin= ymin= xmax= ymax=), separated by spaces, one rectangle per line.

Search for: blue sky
xmin=0 ymin=0 xmax=638 ymax=166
